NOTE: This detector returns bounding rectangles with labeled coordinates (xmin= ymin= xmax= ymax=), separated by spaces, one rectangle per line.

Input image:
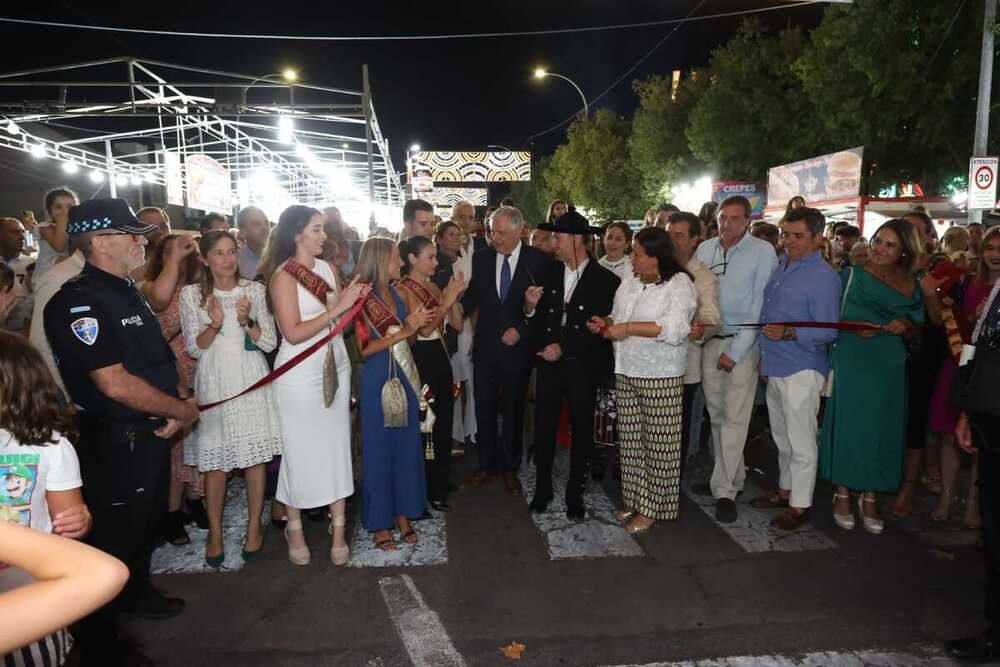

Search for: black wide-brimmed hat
xmin=537 ymin=207 xmax=604 ymax=235
xmin=67 ymin=198 xmax=158 ymax=236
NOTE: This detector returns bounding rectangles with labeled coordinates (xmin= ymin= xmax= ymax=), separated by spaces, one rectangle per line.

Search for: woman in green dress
xmin=820 ymin=219 xmax=926 ymax=535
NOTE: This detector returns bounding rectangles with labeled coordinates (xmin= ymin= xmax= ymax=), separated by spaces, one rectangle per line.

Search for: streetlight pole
xmin=533 ymin=69 xmax=588 ymax=118
xmin=970 ymin=0 xmax=996 ymax=224
xmin=241 ymin=70 xmax=297 ymax=108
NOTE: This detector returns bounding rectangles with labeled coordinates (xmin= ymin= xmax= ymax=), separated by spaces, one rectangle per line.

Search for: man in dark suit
xmin=460 ymin=205 xmax=552 ymax=494
xmin=524 ymin=208 xmax=620 ymax=518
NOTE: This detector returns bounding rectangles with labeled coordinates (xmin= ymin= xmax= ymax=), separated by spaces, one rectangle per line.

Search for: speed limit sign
xmin=969 ymin=156 xmax=999 ymax=209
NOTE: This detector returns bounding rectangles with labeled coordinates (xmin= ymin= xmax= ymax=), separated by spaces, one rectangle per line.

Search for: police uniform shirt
xmin=44 ymin=262 xmax=179 ymax=420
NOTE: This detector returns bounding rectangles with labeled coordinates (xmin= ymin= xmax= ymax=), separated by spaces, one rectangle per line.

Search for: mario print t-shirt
xmin=0 ymin=429 xmax=81 ymax=584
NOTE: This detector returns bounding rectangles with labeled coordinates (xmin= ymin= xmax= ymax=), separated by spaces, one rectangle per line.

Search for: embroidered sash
xmin=361 ymin=292 xmax=423 ymax=399
xmin=399 ymin=276 xmax=443 ymax=334
xmin=282 ymin=258 xmax=340 ymax=406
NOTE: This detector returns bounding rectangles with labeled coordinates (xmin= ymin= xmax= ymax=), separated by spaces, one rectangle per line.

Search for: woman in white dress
xmin=598 ymin=221 xmax=634 ymax=282
xmin=179 ymin=230 xmax=282 ymax=567
xmin=261 ymin=205 xmax=369 ymax=566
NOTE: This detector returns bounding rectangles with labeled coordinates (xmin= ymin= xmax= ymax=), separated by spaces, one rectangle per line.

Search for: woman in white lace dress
xmin=180 ymin=230 xmax=282 ymax=567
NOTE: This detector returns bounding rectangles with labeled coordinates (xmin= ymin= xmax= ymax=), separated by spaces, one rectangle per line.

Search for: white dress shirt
xmin=598 ymin=254 xmax=633 ymax=282
xmin=495 ymin=241 xmax=523 ymax=299
xmin=611 ymin=272 xmax=697 ymax=379
xmin=563 ymin=258 xmax=588 ymax=303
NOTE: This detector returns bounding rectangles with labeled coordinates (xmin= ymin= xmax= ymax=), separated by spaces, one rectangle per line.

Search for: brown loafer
xmin=461 ymin=471 xmax=496 ymax=490
xmin=502 ymin=472 xmax=522 ymax=496
xmin=750 ymin=492 xmax=789 ymax=509
xmin=770 ymin=508 xmax=809 ymax=531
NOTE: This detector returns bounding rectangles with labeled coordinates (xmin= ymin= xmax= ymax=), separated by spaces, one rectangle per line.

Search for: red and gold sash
xmin=282 ymin=258 xmax=332 ymax=305
xmin=398 ymin=276 xmax=444 ymax=334
xmin=356 ymin=289 xmax=423 ymax=398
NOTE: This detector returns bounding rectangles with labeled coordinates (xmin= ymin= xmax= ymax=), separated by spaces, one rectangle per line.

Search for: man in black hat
xmin=523 ymin=208 xmax=620 ymax=518
xmin=44 ymin=198 xmax=199 ymax=665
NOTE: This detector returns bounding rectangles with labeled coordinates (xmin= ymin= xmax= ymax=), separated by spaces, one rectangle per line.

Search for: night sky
xmin=1 ymin=1 xmax=824 ymax=171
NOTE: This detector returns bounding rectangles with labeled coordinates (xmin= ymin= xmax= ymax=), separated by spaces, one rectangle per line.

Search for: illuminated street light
xmin=282 ymin=68 xmax=298 ymax=82
xmin=409 ymin=143 xmax=421 ymax=152
xmin=62 ymin=161 xmax=79 ymax=174
xmin=143 ymin=172 xmax=155 ymax=183
xmin=531 ymin=67 xmax=588 ymax=117
xmin=89 ymin=170 xmax=105 ymax=183
xmin=115 ymin=174 xmax=129 ymax=186
xmin=342 ymin=142 xmax=350 ymax=149
xmin=29 ymin=144 xmax=46 ymax=158
xmin=5 ymin=120 xmax=20 ymax=135
xmin=130 ymin=174 xmax=142 ymax=186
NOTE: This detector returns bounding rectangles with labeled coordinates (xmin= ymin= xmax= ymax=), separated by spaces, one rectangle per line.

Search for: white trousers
xmin=766 ymin=369 xmax=824 ymax=509
xmin=703 ymin=337 xmax=760 ymax=501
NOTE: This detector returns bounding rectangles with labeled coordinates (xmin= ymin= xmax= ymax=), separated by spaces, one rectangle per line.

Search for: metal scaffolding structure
xmin=0 ymin=57 xmax=403 ymax=221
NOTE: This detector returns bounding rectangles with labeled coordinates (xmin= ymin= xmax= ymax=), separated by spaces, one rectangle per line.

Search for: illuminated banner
xmin=713 ymin=181 xmax=765 ymax=219
xmin=413 ymin=151 xmax=531 ymax=182
xmin=186 ymin=154 xmax=232 ymax=214
xmin=422 ymin=187 xmax=489 ymax=208
xmin=766 ymin=146 xmax=864 ymax=209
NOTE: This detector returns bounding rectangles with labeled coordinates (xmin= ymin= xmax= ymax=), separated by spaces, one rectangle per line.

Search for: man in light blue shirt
xmin=694 ymin=195 xmax=777 ymax=523
xmin=751 ymin=207 xmax=841 ymax=531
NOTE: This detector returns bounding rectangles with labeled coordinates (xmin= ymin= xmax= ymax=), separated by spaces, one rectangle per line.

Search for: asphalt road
xmin=133 ymin=437 xmax=985 ymax=666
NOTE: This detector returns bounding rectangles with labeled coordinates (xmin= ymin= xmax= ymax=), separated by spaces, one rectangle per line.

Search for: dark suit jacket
xmin=461 ymin=242 xmax=552 ymax=369
xmin=534 ymin=259 xmax=620 ymax=385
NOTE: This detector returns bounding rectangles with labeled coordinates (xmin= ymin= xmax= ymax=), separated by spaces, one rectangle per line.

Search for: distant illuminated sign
xmin=412 ymin=151 xmax=531 ymax=182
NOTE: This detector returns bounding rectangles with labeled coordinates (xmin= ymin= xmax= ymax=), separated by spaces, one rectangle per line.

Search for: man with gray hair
xmin=236 ymin=206 xmax=270 ymax=278
xmin=460 ymin=205 xmax=552 ymax=495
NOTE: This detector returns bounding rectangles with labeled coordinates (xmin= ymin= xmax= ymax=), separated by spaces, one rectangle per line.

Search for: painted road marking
xmin=682 ymin=467 xmax=837 ymax=554
xmin=603 ymin=647 xmax=955 ymax=666
xmin=518 ymin=449 xmax=644 ymax=560
xmin=379 ymin=574 xmax=466 ymax=667
xmin=348 ymin=507 xmax=449 ymax=568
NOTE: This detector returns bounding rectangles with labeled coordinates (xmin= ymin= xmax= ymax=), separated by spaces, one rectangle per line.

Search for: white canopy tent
xmin=0 ymin=57 xmax=403 ymax=227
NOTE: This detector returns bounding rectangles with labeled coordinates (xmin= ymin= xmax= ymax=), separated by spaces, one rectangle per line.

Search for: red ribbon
xmin=727 ymin=321 xmax=882 ymax=332
xmin=197 ymin=298 xmax=366 ymax=412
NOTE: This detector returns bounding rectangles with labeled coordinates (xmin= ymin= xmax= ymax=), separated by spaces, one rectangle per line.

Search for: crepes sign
xmin=766 ymin=147 xmax=864 ymax=209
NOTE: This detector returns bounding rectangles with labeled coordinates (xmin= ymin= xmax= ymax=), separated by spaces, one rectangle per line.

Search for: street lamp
xmin=533 ymin=68 xmax=589 ymax=118
xmin=409 ymin=143 xmax=421 ymax=152
xmin=242 ymin=69 xmax=299 ymax=107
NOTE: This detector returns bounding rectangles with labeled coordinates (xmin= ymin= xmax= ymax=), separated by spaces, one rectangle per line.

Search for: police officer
xmin=44 ymin=198 xmax=199 ymax=665
xmin=523 ymin=208 xmax=620 ymax=519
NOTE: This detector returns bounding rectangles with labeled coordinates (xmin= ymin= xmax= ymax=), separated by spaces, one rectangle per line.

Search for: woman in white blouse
xmin=598 ymin=221 xmax=633 ymax=281
xmin=588 ymin=227 xmax=697 ymax=533
xmin=180 ymin=230 xmax=282 ymax=568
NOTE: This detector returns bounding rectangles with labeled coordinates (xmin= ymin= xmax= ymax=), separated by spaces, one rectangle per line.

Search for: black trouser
xmin=412 ymin=340 xmax=455 ymax=502
xmin=533 ymin=357 xmax=596 ymax=505
xmin=473 ymin=353 xmax=531 ymax=474
xmin=971 ymin=412 xmax=1000 ymax=639
xmin=74 ymin=416 xmax=171 ymax=649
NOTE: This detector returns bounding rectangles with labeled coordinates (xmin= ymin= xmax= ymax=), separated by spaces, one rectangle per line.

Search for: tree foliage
xmin=629 ymin=74 xmax=707 ymax=203
xmin=793 ymin=0 xmax=982 ymax=194
xmin=507 ymin=155 xmax=558 ymax=225
xmin=545 ymin=110 xmax=645 ymax=220
xmin=686 ymin=20 xmax=819 ymax=182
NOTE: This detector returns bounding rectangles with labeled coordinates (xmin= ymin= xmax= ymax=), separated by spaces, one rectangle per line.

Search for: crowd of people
xmin=2 ymin=184 xmax=1000 ymax=665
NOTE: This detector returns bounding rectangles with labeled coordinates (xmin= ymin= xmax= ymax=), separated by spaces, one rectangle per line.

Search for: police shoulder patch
xmin=70 ymin=317 xmax=99 ymax=346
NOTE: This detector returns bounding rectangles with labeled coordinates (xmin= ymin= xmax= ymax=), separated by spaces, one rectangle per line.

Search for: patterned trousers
xmin=616 ymin=374 xmax=684 ymax=520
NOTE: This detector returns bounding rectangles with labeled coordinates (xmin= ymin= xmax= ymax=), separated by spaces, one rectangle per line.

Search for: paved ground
xmin=134 ymin=434 xmax=986 ymax=666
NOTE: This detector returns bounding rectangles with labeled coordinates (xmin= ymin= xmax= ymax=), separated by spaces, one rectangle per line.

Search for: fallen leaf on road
xmin=500 ymin=641 xmax=526 ymax=660
xmin=930 ymin=548 xmax=955 ymax=561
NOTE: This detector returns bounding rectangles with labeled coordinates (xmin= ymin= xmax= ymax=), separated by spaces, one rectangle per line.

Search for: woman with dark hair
xmin=180 ymin=231 xmax=282 ymax=567
xmin=820 ymin=219 xmax=926 ymax=535
xmin=142 ymin=234 xmax=207 ymax=545
xmin=0 ymin=331 xmax=92 ymax=665
xmin=264 ymin=205 xmax=368 ymax=566
xmin=546 ymin=199 xmax=568 ymax=226
xmin=599 ymin=221 xmax=633 ymax=281
xmin=356 ymin=237 xmax=433 ymax=550
xmin=34 ymin=187 xmax=78 ymax=282
xmin=588 ymin=227 xmax=697 ymax=533
xmin=398 ymin=236 xmax=466 ymax=511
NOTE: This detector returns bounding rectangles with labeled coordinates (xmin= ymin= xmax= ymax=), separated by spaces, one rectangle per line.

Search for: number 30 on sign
xmin=969 ymin=156 xmax=999 ymax=209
